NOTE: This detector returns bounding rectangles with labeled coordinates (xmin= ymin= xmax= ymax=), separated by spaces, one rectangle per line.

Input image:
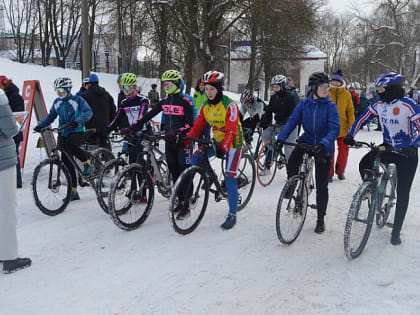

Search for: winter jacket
xmin=329 ymin=87 xmax=355 ymax=137
xmin=147 ymin=89 xmax=160 ymax=107
xmin=117 ymin=90 xmax=125 ymax=108
xmin=356 ymin=94 xmax=369 ymax=116
xmin=0 ymin=89 xmax=18 ymax=171
xmin=82 ymin=85 xmax=116 ymax=132
xmin=277 ymin=94 xmax=340 ymax=157
xmin=288 ymin=87 xmax=301 ymax=105
xmin=261 ymin=89 xmax=298 ymax=126
xmin=37 ymin=94 xmax=93 ymax=137
xmin=4 ymin=82 xmax=24 ymax=112
xmin=348 ymin=97 xmax=420 ymax=148
xmin=193 ymin=90 xmax=208 ymax=113
xmin=350 ymin=90 xmax=360 ymax=107
xmin=108 ymin=93 xmax=150 ymax=131
xmin=131 ymin=92 xmax=194 ymax=139
xmin=239 ymin=97 xmax=266 ymax=122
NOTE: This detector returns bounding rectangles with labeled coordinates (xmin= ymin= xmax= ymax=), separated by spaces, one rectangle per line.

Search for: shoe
xmin=337 ymin=173 xmax=345 ymax=180
xmin=391 ymin=233 xmax=401 ymax=245
xmin=221 ymin=213 xmax=236 ymax=230
xmin=82 ymin=164 xmax=94 ymax=177
xmin=63 ymin=191 xmax=80 ymax=202
xmin=328 ymin=177 xmax=333 ymax=183
xmin=17 ymin=183 xmax=22 ymax=189
xmin=2 ymin=257 xmax=31 ymax=274
xmin=314 ymin=219 xmax=325 ymax=234
xmin=176 ymin=206 xmax=190 ymax=220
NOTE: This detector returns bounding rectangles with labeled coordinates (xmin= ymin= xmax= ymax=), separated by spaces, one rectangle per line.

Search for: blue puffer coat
xmin=277 ymin=94 xmax=340 ymax=157
xmin=38 ymin=94 xmax=93 ymax=137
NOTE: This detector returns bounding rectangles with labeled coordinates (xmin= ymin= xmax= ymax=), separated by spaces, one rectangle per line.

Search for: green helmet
xmin=162 ymin=70 xmax=182 ymax=82
xmin=120 ymin=73 xmax=138 ymax=86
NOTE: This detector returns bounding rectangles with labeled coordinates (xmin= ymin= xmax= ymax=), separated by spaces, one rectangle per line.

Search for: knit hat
xmin=331 ymin=69 xmax=344 ymax=85
xmin=88 ymin=73 xmax=99 ymax=83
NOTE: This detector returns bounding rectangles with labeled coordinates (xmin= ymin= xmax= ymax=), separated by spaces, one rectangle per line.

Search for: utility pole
xmin=81 ymin=0 xmax=90 ymax=79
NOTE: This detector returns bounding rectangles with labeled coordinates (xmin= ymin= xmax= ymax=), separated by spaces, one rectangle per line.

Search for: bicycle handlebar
xmin=351 ymin=141 xmax=408 ymax=158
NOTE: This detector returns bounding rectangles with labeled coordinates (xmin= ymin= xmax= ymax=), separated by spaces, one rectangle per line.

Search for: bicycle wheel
xmin=169 ymin=166 xmax=209 ymax=235
xmin=108 ymin=165 xmax=154 ymax=231
xmin=32 ymin=159 xmax=72 ymax=216
xmin=376 ymin=164 xmax=397 ymax=228
xmin=96 ymin=158 xmax=127 ymax=214
xmin=93 ymin=148 xmax=115 ymax=170
xmin=276 ymin=176 xmax=308 ymax=245
xmin=156 ymin=157 xmax=171 ymax=199
xmin=256 ymin=142 xmax=277 ymax=187
xmin=344 ymin=182 xmax=375 ymax=260
xmin=237 ymin=153 xmax=256 ymax=211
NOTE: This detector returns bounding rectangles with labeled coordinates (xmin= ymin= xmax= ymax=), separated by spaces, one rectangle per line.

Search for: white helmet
xmin=54 ymin=77 xmax=72 ymax=89
xmin=271 ymin=74 xmax=287 ymax=86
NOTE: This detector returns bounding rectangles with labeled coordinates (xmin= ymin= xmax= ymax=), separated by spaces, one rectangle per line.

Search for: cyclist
xmin=34 ymin=77 xmax=93 ymax=201
xmin=276 ymin=72 xmax=340 ymax=234
xmin=344 ymin=72 xmax=420 ymax=245
xmin=185 ymin=70 xmax=243 ymax=230
xmin=121 ymin=70 xmax=195 ymax=215
xmin=260 ymin=74 xmax=299 ymax=163
xmin=239 ymin=88 xmax=266 ymax=144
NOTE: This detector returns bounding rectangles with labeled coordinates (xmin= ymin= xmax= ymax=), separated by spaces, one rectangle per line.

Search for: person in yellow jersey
xmin=185 ymin=71 xmax=243 ymax=229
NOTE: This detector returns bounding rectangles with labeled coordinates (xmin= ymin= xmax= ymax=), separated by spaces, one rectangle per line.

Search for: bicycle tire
xmin=376 ymin=164 xmax=397 ymax=228
xmin=156 ymin=157 xmax=172 ymax=199
xmin=344 ymin=182 xmax=374 ymax=260
xmin=108 ymin=165 xmax=154 ymax=231
xmin=169 ymin=166 xmax=209 ymax=235
xmin=96 ymin=158 xmax=127 ymax=214
xmin=237 ymin=153 xmax=256 ymax=211
xmin=276 ymin=176 xmax=308 ymax=245
xmin=256 ymin=142 xmax=278 ymax=187
xmin=32 ymin=159 xmax=72 ymax=216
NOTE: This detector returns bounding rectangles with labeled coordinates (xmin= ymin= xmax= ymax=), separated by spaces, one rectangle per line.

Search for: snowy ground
xmin=1 ymin=58 xmax=420 ymax=315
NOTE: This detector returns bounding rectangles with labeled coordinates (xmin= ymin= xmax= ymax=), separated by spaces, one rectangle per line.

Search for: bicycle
xmin=256 ymin=124 xmax=287 ymax=187
xmin=275 ymin=142 xmax=317 ymax=245
xmin=107 ymin=132 xmax=171 ymax=230
xmin=169 ymin=137 xmax=256 ymax=235
xmin=344 ymin=142 xmax=399 ymax=260
xmin=32 ymin=127 xmax=114 ymax=216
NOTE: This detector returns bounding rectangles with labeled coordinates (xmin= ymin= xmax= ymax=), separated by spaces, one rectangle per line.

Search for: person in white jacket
xmin=0 ymin=89 xmax=31 ymax=274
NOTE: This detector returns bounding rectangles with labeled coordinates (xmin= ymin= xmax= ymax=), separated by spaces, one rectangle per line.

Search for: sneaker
xmin=391 ymin=232 xmax=401 ymax=245
xmin=176 ymin=206 xmax=190 ymax=220
xmin=328 ymin=177 xmax=333 ymax=183
xmin=82 ymin=164 xmax=94 ymax=177
xmin=314 ymin=219 xmax=325 ymax=234
xmin=221 ymin=213 xmax=236 ymax=230
xmin=2 ymin=257 xmax=32 ymax=274
xmin=337 ymin=173 xmax=345 ymax=180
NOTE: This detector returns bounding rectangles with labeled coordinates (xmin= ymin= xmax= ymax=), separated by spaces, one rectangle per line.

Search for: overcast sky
xmin=327 ymin=0 xmax=377 ymax=14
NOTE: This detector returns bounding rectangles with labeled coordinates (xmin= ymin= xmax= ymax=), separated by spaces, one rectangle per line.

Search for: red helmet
xmin=202 ymin=71 xmax=224 ymax=84
xmin=0 ymin=75 xmax=9 ymax=86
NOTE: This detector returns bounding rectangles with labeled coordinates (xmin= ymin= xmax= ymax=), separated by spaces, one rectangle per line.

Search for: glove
xmin=215 ymin=143 xmax=226 ymax=159
xmin=275 ymin=139 xmax=284 ymax=152
xmin=34 ymin=125 xmax=42 ymax=133
xmin=316 ymin=144 xmax=327 ymax=157
xmin=121 ymin=125 xmax=136 ymax=136
xmin=403 ymin=145 xmax=417 ymax=158
xmin=344 ymin=135 xmax=356 ymax=146
xmin=68 ymin=121 xmax=79 ymax=128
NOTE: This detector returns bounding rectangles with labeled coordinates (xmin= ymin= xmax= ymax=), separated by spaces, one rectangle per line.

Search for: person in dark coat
xmin=0 ymin=75 xmax=24 ymax=188
xmin=147 ymin=83 xmax=160 ymax=108
xmin=117 ymin=74 xmax=125 ymax=108
xmin=82 ymin=73 xmax=116 ymax=148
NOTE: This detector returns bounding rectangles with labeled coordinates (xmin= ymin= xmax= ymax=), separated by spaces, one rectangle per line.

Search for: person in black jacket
xmin=82 ymin=74 xmax=116 ymax=148
xmin=116 ymin=74 xmax=125 ymax=108
xmin=0 ymin=75 xmax=24 ymax=188
xmin=260 ymin=74 xmax=299 ymax=162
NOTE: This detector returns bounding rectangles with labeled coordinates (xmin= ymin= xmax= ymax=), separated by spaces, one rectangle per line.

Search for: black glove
xmin=214 ymin=143 xmax=225 ymax=159
xmin=275 ymin=139 xmax=284 ymax=153
xmin=34 ymin=125 xmax=42 ymax=133
xmin=403 ymin=145 xmax=417 ymax=158
xmin=68 ymin=121 xmax=79 ymax=128
xmin=316 ymin=144 xmax=327 ymax=157
xmin=344 ymin=135 xmax=356 ymax=146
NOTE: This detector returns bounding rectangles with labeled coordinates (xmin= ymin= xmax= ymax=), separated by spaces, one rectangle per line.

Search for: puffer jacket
xmin=277 ymin=94 xmax=340 ymax=157
xmin=37 ymin=94 xmax=93 ymax=137
xmin=329 ymin=87 xmax=355 ymax=137
xmin=0 ymin=89 xmax=18 ymax=171
xmin=82 ymin=85 xmax=116 ymax=132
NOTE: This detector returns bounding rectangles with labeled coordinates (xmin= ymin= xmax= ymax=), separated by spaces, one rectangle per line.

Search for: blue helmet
xmin=375 ymin=72 xmax=404 ymax=88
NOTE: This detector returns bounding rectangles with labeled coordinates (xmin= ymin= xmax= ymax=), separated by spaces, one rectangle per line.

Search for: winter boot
xmin=314 ymin=218 xmax=325 ymax=234
xmin=2 ymin=257 xmax=32 ymax=274
xmin=176 ymin=204 xmax=190 ymax=220
xmin=337 ymin=173 xmax=345 ymax=180
xmin=391 ymin=232 xmax=401 ymax=245
xmin=221 ymin=213 xmax=237 ymax=230
xmin=82 ymin=160 xmax=94 ymax=177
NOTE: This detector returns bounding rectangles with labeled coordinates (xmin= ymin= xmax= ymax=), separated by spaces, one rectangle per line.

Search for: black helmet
xmin=308 ymin=72 xmax=329 ymax=87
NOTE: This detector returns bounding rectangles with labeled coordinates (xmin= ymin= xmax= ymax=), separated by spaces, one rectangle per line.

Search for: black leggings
xmin=286 ymin=147 xmax=332 ymax=219
xmin=359 ymin=149 xmax=418 ymax=234
xmin=59 ymin=133 xmax=88 ymax=188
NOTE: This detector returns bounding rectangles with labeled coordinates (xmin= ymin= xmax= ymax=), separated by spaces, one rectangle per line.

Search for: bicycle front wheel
xmin=376 ymin=164 xmax=396 ymax=228
xmin=32 ymin=159 xmax=72 ymax=216
xmin=276 ymin=176 xmax=308 ymax=245
xmin=169 ymin=166 xmax=209 ymax=235
xmin=108 ymin=165 xmax=154 ymax=231
xmin=344 ymin=182 xmax=374 ymax=260
xmin=237 ymin=153 xmax=256 ymax=211
xmin=256 ymin=142 xmax=277 ymax=187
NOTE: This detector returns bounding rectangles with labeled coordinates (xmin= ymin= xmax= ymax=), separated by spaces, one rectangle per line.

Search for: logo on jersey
xmin=229 ymin=103 xmax=238 ymax=122
xmin=393 ymin=106 xmax=400 ymax=116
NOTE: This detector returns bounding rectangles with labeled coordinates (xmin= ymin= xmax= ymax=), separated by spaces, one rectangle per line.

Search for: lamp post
xmin=105 ymin=50 xmax=110 ymax=73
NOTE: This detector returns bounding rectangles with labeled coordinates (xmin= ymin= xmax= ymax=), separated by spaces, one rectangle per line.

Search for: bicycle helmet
xmin=162 ymin=70 xmax=182 ymax=82
xmin=202 ymin=71 xmax=224 ymax=84
xmin=120 ymin=73 xmax=138 ymax=86
xmin=375 ymin=72 xmax=404 ymax=88
xmin=271 ymin=74 xmax=287 ymax=86
xmin=240 ymin=89 xmax=254 ymax=105
xmin=308 ymin=72 xmax=329 ymax=86
xmin=54 ymin=77 xmax=72 ymax=89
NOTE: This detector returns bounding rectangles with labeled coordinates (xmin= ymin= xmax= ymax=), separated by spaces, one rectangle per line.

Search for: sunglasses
xmin=163 ymin=81 xmax=174 ymax=88
xmin=55 ymin=88 xmax=65 ymax=93
xmin=122 ymin=85 xmax=134 ymax=90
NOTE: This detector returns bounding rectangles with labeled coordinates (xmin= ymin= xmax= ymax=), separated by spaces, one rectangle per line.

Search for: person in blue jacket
xmin=34 ymin=77 xmax=93 ymax=201
xmin=276 ymin=72 xmax=340 ymax=234
xmin=344 ymin=72 xmax=420 ymax=245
